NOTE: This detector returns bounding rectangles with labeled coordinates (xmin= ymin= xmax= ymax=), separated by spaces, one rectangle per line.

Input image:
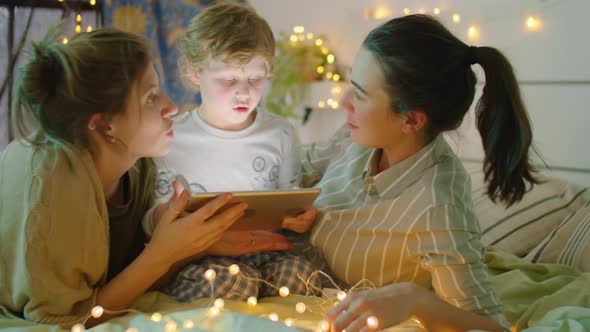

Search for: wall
xmin=251 ymin=0 xmax=590 ymax=185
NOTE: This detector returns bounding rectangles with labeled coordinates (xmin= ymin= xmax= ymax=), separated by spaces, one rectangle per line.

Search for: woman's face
xmin=111 ymin=64 xmax=178 ymax=158
xmin=339 ymin=47 xmax=407 ymax=149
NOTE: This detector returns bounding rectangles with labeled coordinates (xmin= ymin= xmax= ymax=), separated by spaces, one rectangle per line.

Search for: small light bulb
xmin=214 ymin=298 xmax=225 ymax=309
xmin=86 ymin=25 xmax=92 ymax=32
xmin=321 ymin=47 xmax=329 ymax=55
xmin=71 ymin=324 xmax=85 ymax=332
xmin=319 ymin=320 xmax=330 ymax=331
xmin=125 ymin=328 xmax=138 ymax=332
xmin=306 ymin=32 xmax=314 ymax=39
xmin=284 ymin=318 xmax=294 ymax=326
xmin=75 ymin=25 xmax=82 ymax=34
xmin=150 ymin=312 xmax=162 ymax=322
xmin=247 ymin=296 xmax=258 ymax=306
xmin=525 ymin=16 xmax=541 ymax=31
xmin=331 ymin=86 xmax=342 ymax=95
xmin=318 ymin=101 xmax=326 ymax=108
xmin=229 ymin=264 xmax=240 ymax=275
xmin=293 ymin=26 xmax=304 ymax=34
xmin=467 ymin=25 xmax=480 ymax=41
xmin=182 ymin=320 xmax=194 ymax=329
xmin=268 ymin=312 xmax=279 ymax=321
xmin=332 ymin=74 xmax=341 ymax=82
xmin=90 ymin=0 xmax=96 ymax=5
xmin=91 ymin=306 xmax=104 ymax=318
xmin=315 ymin=39 xmax=323 ymax=46
xmin=208 ymin=306 xmax=220 ymax=317
xmin=403 ymin=8 xmax=411 ymax=15
xmin=289 ymin=34 xmax=298 ymax=42
xmin=452 ymin=13 xmax=461 ymax=23
xmin=204 ymin=269 xmax=216 ymax=281
xmin=279 ymin=286 xmax=290 ymax=297
xmin=325 ymin=72 xmax=333 ymax=80
xmin=295 ymin=302 xmax=306 ymax=314
xmin=316 ymin=66 xmax=325 ymax=74
xmin=434 ymin=8 xmax=441 ymax=15
xmin=337 ymin=291 xmax=347 ymax=301
xmin=164 ymin=321 xmax=177 ymax=332
xmin=367 ymin=315 xmax=379 ymax=329
xmin=326 ymin=54 xmax=335 ymax=64
xmin=76 ymin=14 xmax=82 ymax=22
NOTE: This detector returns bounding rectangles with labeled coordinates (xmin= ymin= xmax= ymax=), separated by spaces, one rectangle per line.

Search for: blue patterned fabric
xmin=103 ymin=0 xmax=215 ymax=108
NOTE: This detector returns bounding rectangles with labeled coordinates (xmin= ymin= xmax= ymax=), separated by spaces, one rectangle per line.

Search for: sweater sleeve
xmin=21 ymin=149 xmax=108 ymax=328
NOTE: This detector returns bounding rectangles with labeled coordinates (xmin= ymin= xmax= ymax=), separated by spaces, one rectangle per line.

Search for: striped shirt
xmin=302 ymin=126 xmax=507 ymax=324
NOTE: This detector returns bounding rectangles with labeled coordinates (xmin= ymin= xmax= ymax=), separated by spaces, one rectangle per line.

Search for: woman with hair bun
xmin=0 ymin=27 xmax=281 ymax=328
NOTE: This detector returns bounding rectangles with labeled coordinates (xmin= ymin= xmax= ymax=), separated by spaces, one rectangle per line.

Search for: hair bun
xmin=21 ymin=41 xmax=64 ymax=104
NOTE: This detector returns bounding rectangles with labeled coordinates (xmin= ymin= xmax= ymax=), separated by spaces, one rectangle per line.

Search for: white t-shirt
xmin=143 ymin=108 xmax=300 ymax=235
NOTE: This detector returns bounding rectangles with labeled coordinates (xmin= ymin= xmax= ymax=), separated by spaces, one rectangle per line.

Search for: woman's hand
xmin=146 ymin=183 xmax=247 ymax=269
xmin=325 ymin=282 xmax=427 ymax=332
xmin=204 ymin=230 xmax=293 ymax=256
xmin=152 ymin=181 xmax=187 ymax=226
xmin=281 ymin=207 xmax=317 ymax=233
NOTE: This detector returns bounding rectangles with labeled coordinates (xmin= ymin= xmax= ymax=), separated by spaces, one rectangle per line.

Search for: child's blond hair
xmin=177 ymin=1 xmax=275 ymax=89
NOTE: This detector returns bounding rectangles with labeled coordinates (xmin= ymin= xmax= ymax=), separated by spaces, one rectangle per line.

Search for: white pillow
xmin=525 ymin=202 xmax=590 ymax=271
xmin=464 ymin=164 xmax=589 ymax=256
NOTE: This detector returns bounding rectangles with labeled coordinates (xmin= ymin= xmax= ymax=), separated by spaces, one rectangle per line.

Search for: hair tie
xmin=466 ymin=46 xmax=478 ymax=65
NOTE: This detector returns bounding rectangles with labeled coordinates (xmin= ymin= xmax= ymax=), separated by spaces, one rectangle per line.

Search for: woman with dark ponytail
xmin=301 ymin=15 xmax=539 ymax=331
xmin=0 ymin=27 xmax=266 ymax=328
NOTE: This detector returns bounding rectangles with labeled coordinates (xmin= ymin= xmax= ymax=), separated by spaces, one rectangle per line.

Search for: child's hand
xmin=281 ymin=208 xmax=317 ymax=233
xmin=204 ymin=230 xmax=293 ymax=256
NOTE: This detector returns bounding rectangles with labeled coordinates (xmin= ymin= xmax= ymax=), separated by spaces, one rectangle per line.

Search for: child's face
xmin=195 ymin=56 xmax=268 ymax=130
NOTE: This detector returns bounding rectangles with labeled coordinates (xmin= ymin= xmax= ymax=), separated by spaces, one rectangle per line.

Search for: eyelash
xmin=147 ymin=94 xmax=158 ymax=104
xmin=220 ymin=78 xmax=264 ymax=86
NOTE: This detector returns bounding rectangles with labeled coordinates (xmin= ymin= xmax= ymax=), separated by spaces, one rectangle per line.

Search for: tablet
xmin=186 ymin=188 xmax=321 ymax=231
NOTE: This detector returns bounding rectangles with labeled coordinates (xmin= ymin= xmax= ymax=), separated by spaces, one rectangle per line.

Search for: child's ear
xmin=189 ymin=72 xmax=201 ymax=86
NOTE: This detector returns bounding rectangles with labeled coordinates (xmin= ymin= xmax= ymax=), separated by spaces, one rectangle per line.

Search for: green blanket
xmin=486 ymin=247 xmax=590 ymax=331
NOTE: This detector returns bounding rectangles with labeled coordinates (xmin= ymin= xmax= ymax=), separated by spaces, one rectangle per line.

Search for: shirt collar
xmin=363 ymin=135 xmax=452 ymax=199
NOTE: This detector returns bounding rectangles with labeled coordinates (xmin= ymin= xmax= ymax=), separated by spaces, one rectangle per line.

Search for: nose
xmin=162 ymin=93 xmax=179 ymax=118
xmin=339 ymin=85 xmax=354 ymax=113
xmin=235 ymin=81 xmax=250 ymax=103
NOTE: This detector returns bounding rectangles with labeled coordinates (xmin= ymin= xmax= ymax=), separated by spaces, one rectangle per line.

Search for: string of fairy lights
xmin=68 ymin=263 xmax=388 ymax=332
xmin=286 ymin=2 xmax=550 ymax=111
xmin=363 ymin=4 xmax=544 ymax=42
xmin=56 ymin=0 xmax=98 ymax=44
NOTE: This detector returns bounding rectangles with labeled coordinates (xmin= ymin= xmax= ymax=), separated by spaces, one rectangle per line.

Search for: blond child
xmin=142 ymin=1 xmax=320 ymax=302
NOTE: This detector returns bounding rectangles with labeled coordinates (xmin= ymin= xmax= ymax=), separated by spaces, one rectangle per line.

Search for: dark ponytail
xmin=474 ymin=47 xmax=540 ymax=205
xmin=363 ymin=14 xmax=539 ymax=206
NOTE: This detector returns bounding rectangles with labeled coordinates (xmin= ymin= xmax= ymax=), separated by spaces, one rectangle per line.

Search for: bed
xmin=1 ymin=164 xmax=589 ymax=332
